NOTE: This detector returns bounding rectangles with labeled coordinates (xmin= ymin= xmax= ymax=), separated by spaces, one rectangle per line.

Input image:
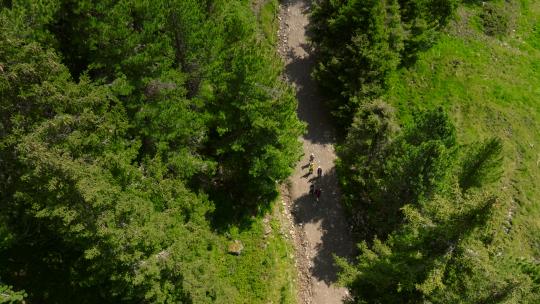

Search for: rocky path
xmin=277 ymin=1 xmax=355 ymax=303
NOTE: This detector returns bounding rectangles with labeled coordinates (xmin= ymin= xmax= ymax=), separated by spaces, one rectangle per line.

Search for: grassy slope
xmin=385 ymin=0 xmax=540 ymax=259
xmin=211 ymin=2 xmax=297 ymax=303
xmin=258 ymin=0 xmax=280 ymax=46
xmin=213 ymin=204 xmax=297 ymax=303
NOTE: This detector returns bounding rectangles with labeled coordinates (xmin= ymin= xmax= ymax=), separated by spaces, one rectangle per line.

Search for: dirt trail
xmin=278 ymin=1 xmax=355 ymax=303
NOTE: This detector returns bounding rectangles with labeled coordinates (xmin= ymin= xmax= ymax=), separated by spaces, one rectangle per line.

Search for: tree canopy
xmin=310 ymin=0 xmax=457 ymax=128
xmin=335 ymin=101 xmax=538 ymax=303
xmin=309 ymin=0 xmax=540 ymax=301
xmin=0 ymin=0 xmax=302 ymax=302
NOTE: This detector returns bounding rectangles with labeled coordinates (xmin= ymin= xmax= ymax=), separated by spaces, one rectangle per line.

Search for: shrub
xmin=480 ymin=2 xmax=509 ymax=36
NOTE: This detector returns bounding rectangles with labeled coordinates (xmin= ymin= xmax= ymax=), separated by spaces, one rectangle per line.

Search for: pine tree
xmin=337 ymin=183 xmax=535 ymax=303
xmin=1 ymin=2 xmax=304 ymax=301
xmin=337 ymin=100 xmax=398 ymax=231
xmin=0 ymin=8 xmax=228 ymax=302
xmin=310 ymin=0 xmax=404 ymax=127
xmin=338 ymin=106 xmax=459 ymax=238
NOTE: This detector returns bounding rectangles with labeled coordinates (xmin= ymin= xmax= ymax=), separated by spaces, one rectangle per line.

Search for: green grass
xmin=195 ymin=3 xmax=297 ymax=302
xmin=207 ymin=3 xmax=297 ymax=302
xmin=385 ymin=0 xmax=540 ymax=258
xmin=213 ymin=200 xmax=297 ymax=304
xmin=256 ymin=0 xmax=280 ymax=46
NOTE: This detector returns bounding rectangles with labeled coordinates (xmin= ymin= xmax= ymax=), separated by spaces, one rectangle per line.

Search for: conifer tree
xmin=1 ymin=1 xmax=301 ymax=301
xmin=338 ymin=106 xmax=458 ymax=238
xmin=337 ymin=100 xmax=398 ymax=229
xmin=311 ymin=0 xmax=404 ymax=127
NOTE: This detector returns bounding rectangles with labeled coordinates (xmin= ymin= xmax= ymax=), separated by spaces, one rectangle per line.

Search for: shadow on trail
xmin=281 ymin=0 xmax=357 ymax=299
xmin=291 ymin=167 xmax=355 ymax=285
xmin=285 ymin=46 xmax=336 ymax=146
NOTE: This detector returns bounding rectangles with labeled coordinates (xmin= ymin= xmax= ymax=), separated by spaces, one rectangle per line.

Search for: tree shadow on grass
xmin=209 ymin=186 xmax=278 ymax=233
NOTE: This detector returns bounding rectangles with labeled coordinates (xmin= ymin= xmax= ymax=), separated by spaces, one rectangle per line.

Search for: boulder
xmin=228 ymin=240 xmax=244 ymax=255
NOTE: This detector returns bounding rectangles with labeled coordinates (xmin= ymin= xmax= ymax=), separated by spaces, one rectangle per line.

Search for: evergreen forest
xmin=2 ymin=0 xmax=540 ymax=303
xmin=1 ymin=0 xmax=301 ymax=302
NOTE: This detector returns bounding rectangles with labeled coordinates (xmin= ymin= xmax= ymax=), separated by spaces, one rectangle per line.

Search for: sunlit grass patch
xmin=385 ymin=0 xmax=540 ymax=258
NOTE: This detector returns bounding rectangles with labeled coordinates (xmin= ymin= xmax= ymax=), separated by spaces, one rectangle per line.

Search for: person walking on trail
xmin=308 ymin=162 xmax=314 ymax=175
xmin=317 ymin=166 xmax=322 ymax=178
xmin=315 ymin=188 xmax=321 ymax=202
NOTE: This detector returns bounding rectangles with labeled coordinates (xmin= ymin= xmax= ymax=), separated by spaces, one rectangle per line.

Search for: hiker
xmin=309 ymin=183 xmax=315 ymax=195
xmin=315 ymin=188 xmax=321 ymax=201
xmin=309 ymin=153 xmax=314 ymax=163
xmin=308 ymin=162 xmax=314 ymax=175
xmin=317 ymin=166 xmax=322 ymax=178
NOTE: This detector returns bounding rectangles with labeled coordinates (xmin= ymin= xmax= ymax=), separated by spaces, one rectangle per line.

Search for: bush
xmin=481 ymin=2 xmax=510 ymax=36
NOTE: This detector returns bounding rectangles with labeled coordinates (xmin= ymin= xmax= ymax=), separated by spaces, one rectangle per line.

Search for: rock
xmin=144 ymin=80 xmax=176 ymax=99
xmin=228 ymin=240 xmax=244 ymax=255
xmin=155 ymin=250 xmax=170 ymax=261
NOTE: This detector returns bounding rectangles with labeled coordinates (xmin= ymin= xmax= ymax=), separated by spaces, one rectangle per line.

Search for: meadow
xmin=386 ymin=0 xmax=540 ymax=259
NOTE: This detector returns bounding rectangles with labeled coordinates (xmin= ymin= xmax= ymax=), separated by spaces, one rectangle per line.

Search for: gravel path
xmin=278 ymin=1 xmax=355 ymax=303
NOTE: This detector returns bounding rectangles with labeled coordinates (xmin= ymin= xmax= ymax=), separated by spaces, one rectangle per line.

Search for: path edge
xmin=277 ymin=1 xmax=314 ymax=303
